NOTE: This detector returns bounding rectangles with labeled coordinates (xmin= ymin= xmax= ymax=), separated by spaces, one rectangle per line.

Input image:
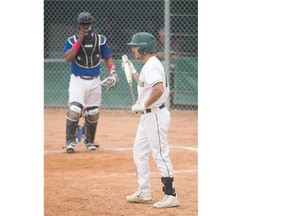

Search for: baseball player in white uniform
xmin=123 ymin=32 xmax=179 ymax=208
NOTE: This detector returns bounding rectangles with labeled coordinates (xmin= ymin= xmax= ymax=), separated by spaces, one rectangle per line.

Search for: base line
xmin=44 ymin=145 xmax=198 ymax=154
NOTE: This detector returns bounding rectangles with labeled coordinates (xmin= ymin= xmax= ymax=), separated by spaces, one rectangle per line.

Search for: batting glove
xmin=131 ymin=104 xmax=145 ymax=114
xmin=121 ymin=57 xmax=137 ymax=74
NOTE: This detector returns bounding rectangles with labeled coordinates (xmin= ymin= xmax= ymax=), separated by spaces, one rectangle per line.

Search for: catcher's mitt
xmin=100 ymin=72 xmax=119 ymax=92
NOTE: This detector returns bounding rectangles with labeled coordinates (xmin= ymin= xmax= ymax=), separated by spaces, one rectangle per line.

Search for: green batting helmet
xmin=127 ymin=32 xmax=156 ymax=55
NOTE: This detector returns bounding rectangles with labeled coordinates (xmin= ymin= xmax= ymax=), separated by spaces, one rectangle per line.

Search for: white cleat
xmin=153 ymin=195 xmax=180 ymax=208
xmin=126 ymin=191 xmax=152 ymax=203
xmin=85 ymin=143 xmax=98 ymax=151
xmin=65 ymin=142 xmax=76 ymax=153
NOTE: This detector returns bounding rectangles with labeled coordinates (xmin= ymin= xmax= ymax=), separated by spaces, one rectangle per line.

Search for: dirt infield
xmin=44 ymin=108 xmax=198 ymax=216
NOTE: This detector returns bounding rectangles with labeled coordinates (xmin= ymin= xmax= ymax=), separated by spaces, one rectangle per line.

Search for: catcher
xmin=63 ymin=11 xmax=118 ymax=153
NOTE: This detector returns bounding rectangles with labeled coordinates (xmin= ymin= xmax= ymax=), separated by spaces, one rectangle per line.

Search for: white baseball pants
xmin=133 ymin=107 xmax=174 ymax=193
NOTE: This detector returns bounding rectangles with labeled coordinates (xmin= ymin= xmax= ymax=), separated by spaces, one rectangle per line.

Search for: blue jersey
xmin=64 ymin=34 xmax=112 ymax=77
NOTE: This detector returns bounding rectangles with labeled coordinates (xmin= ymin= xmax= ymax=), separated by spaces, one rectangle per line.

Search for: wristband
xmin=72 ymin=41 xmax=81 ymax=51
xmin=107 ymin=63 xmax=116 ymax=72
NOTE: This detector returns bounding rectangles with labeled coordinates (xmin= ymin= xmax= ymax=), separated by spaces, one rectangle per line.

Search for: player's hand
xmin=131 ymin=104 xmax=145 ymax=114
xmin=121 ymin=57 xmax=137 ymax=74
xmin=101 ymin=71 xmax=119 ymax=92
xmin=110 ymin=71 xmax=119 ymax=82
xmin=78 ymin=28 xmax=88 ymax=42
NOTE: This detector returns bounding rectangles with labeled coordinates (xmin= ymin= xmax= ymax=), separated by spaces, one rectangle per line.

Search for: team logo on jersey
xmin=138 ymin=80 xmax=145 ymax=87
xmin=138 ymin=80 xmax=150 ymax=88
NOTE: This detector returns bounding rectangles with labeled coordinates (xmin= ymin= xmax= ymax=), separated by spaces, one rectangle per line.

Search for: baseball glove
xmin=101 ymin=72 xmax=119 ymax=92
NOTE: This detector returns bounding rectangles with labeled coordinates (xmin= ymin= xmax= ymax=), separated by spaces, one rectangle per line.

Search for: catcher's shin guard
xmin=84 ymin=122 xmax=98 ymax=144
xmin=84 ymin=106 xmax=99 ymax=144
xmin=66 ymin=119 xmax=79 ymax=143
xmin=161 ymin=177 xmax=176 ymax=196
xmin=66 ymin=102 xmax=83 ymax=143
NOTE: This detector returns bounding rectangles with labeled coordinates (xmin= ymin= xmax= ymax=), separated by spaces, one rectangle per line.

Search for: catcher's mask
xmin=76 ymin=11 xmax=94 ymax=33
xmin=127 ymin=32 xmax=156 ymax=55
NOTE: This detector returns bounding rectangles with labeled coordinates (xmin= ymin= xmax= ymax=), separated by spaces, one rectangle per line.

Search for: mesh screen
xmin=44 ymin=0 xmax=198 ymax=110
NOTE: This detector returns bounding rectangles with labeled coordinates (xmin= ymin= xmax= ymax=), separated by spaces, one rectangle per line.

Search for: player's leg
xmin=145 ymin=110 xmax=179 ymax=208
xmin=84 ymin=78 xmax=102 ymax=150
xmin=126 ymin=120 xmax=152 ymax=203
xmin=65 ymin=102 xmax=83 ymax=153
xmin=83 ymin=106 xmax=99 ymax=150
xmin=145 ymin=110 xmax=174 ymax=178
xmin=153 ymin=176 xmax=179 ymax=208
xmin=65 ymin=75 xmax=86 ymax=152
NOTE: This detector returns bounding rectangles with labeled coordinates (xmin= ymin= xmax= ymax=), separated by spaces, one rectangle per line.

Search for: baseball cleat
xmin=65 ymin=144 xmax=75 ymax=153
xmin=85 ymin=143 xmax=99 ymax=150
xmin=65 ymin=141 xmax=77 ymax=153
xmin=126 ymin=191 xmax=152 ymax=203
xmin=153 ymin=195 xmax=180 ymax=208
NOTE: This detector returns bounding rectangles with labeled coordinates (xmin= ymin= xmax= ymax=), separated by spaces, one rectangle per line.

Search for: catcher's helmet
xmin=127 ymin=32 xmax=156 ymax=55
xmin=77 ymin=11 xmax=94 ymax=24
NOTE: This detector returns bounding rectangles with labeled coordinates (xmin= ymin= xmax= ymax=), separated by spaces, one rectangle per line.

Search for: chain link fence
xmin=44 ymin=0 xmax=198 ymax=110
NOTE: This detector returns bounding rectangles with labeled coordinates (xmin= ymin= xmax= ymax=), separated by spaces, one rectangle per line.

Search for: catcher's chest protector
xmin=69 ymin=33 xmax=100 ymax=68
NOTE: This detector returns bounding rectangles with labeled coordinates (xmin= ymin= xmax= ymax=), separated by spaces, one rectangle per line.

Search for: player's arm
xmin=64 ymin=29 xmax=87 ymax=63
xmin=131 ymin=82 xmax=163 ymax=113
xmin=104 ymin=56 xmax=117 ymax=74
xmin=101 ymin=55 xmax=119 ymax=92
xmin=144 ymin=82 xmax=164 ymax=108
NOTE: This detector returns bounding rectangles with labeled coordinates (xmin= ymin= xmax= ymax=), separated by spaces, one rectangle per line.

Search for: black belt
xmin=142 ymin=103 xmax=165 ymax=114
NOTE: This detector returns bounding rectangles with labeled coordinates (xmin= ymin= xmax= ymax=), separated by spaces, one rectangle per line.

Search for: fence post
xmin=164 ymin=0 xmax=171 ymax=109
